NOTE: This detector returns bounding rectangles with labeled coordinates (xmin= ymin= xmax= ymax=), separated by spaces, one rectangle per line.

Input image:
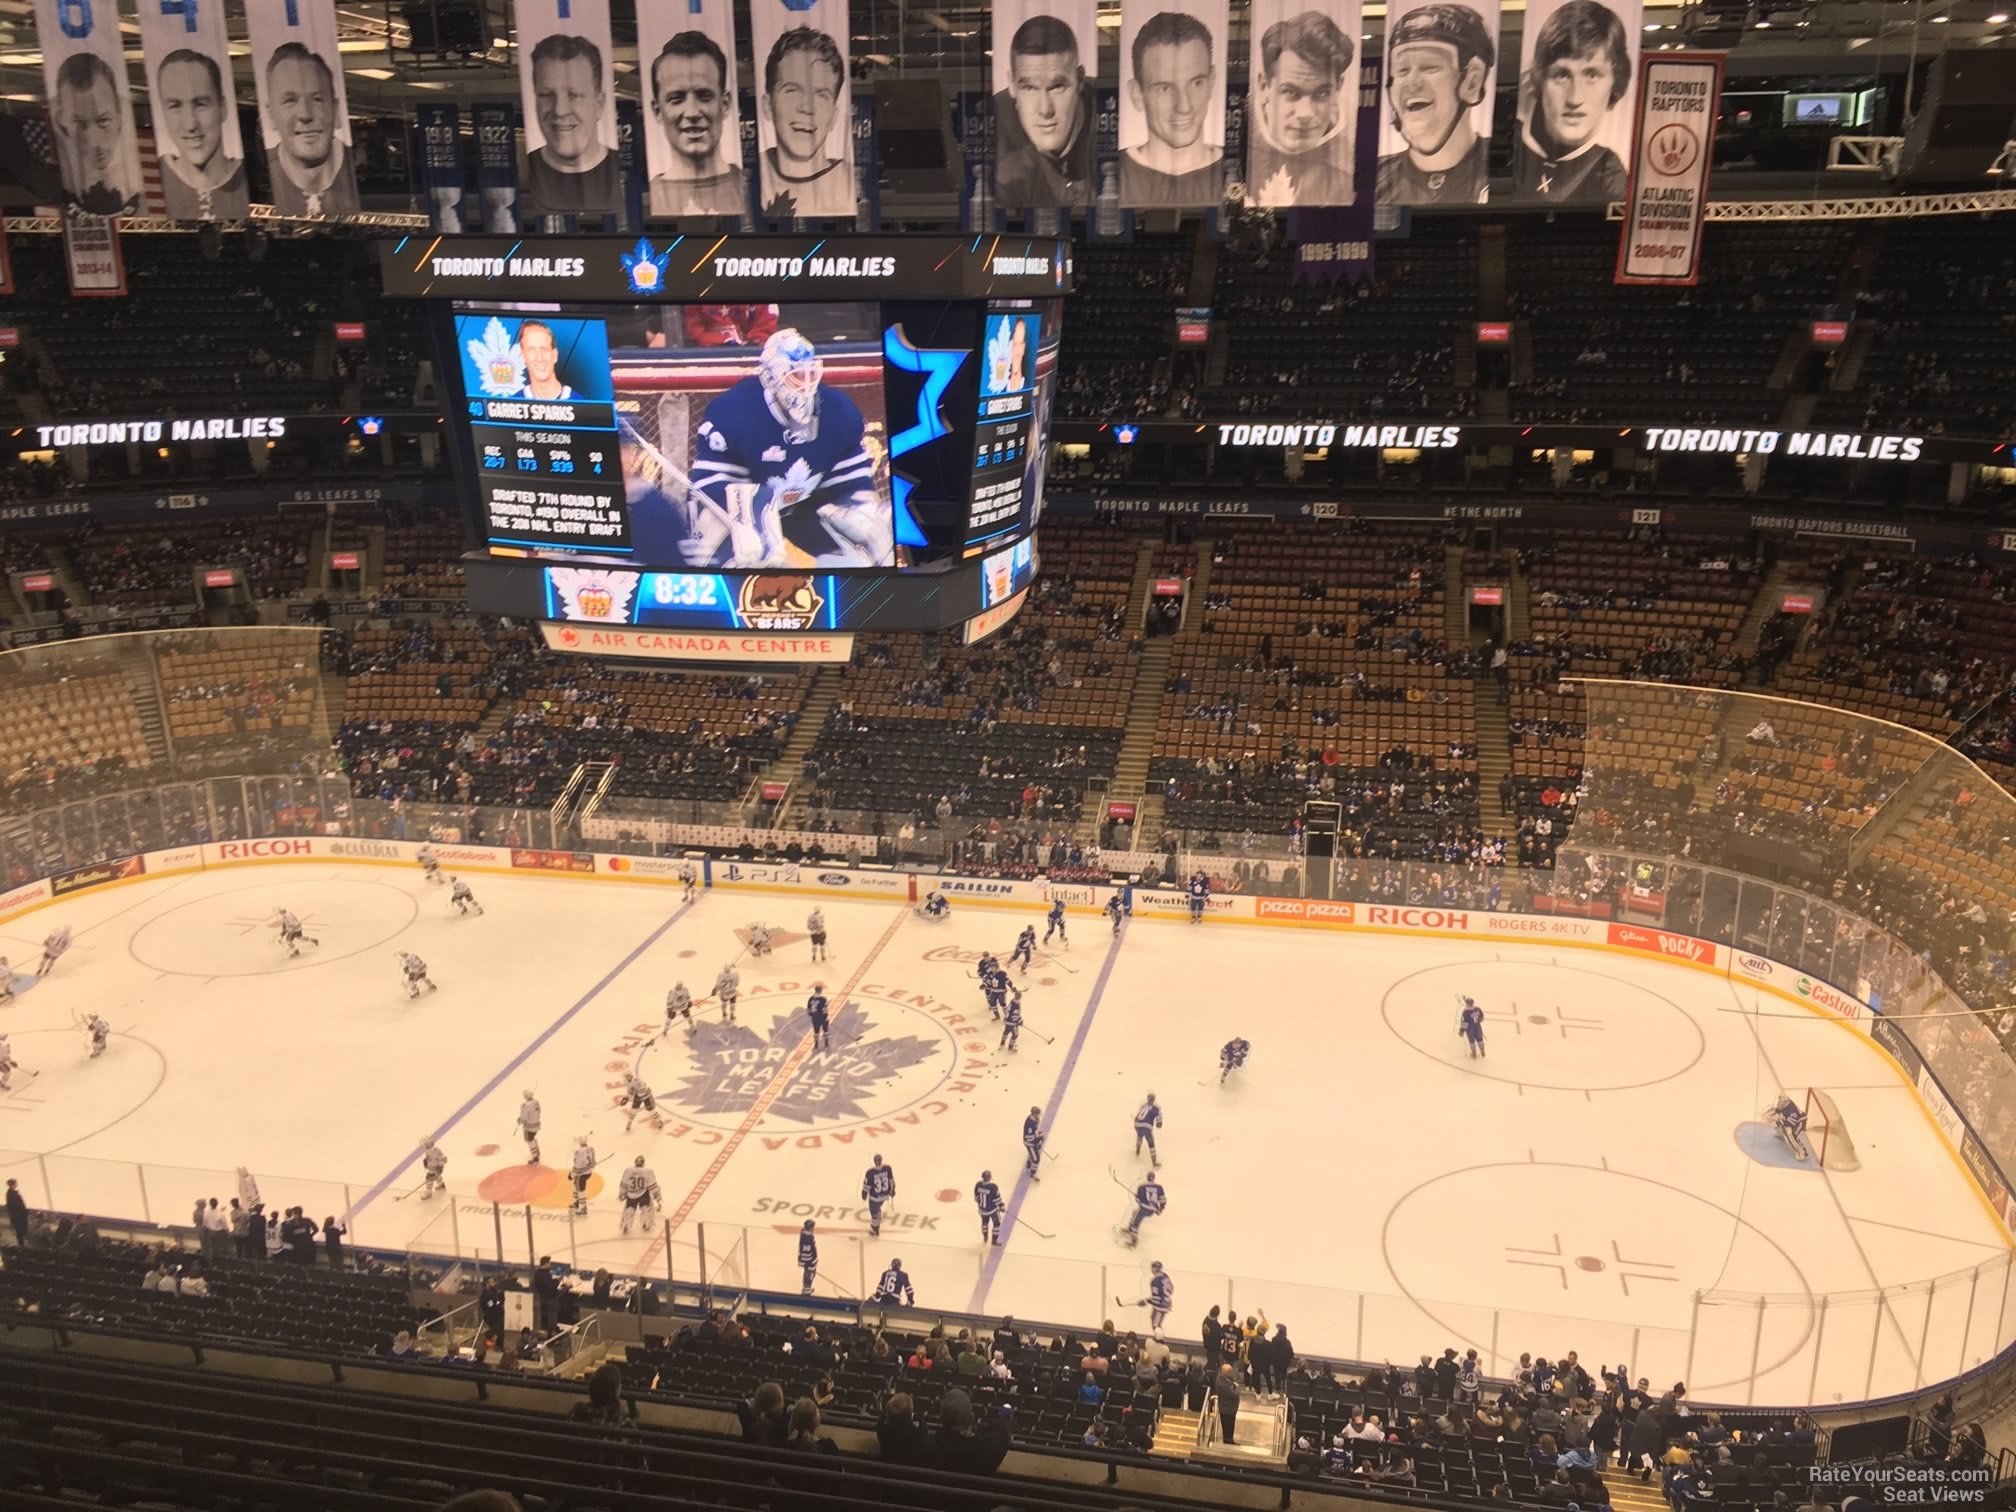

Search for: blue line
xmin=968 ymin=918 xmax=1129 ymax=1314
xmin=345 ymin=901 xmax=693 ymax=1223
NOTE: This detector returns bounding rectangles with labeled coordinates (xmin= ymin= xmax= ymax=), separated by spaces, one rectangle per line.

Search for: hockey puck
xmin=936 ymin=1188 xmax=958 ymax=1202
xmin=474 ymin=1143 xmax=500 ymax=1156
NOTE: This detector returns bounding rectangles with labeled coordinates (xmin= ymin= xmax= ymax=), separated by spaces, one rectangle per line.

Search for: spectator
xmin=281 ymin=1206 xmax=318 ymax=1264
xmin=1078 ymin=1372 xmax=1104 ymax=1405
xmin=877 ymin=1391 xmax=930 ymax=1464
xmin=321 ymin=1215 xmax=346 ymax=1268
xmin=199 ymin=1198 xmax=230 ymax=1259
xmin=533 ymin=1255 xmax=560 ymax=1331
xmin=263 ymin=1210 xmax=284 ymax=1260
xmin=514 ymin=1328 xmax=543 ymax=1364
xmin=1259 ymin=1322 xmax=1293 ymax=1398
xmin=738 ymin=1381 xmax=790 ymax=1446
xmin=569 ymin=1361 xmax=633 ymax=1427
xmin=933 ymin=1387 xmax=1010 ymax=1474
xmin=787 ymin=1397 xmax=839 ymax=1455
xmin=4 ymin=1178 xmax=27 ymax=1246
xmin=229 ymin=1199 xmax=251 ymax=1258
xmin=1211 ymin=1363 xmax=1242 ymax=1446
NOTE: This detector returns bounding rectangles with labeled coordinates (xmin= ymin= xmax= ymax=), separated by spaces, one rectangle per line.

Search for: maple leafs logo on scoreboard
xmin=464 ymin=316 xmax=527 ymax=398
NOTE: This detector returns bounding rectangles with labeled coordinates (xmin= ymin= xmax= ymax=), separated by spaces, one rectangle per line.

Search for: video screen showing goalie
xmin=608 ymin=303 xmax=894 ymax=570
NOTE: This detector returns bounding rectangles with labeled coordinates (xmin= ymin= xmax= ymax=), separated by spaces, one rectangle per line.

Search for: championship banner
xmin=737 ymin=91 xmax=764 ymax=229
xmin=636 ymin=0 xmax=745 ymax=219
xmin=1205 ymin=84 xmax=1247 ymax=237
xmin=515 ymin=0 xmax=622 ymax=226
xmin=417 ymin=104 xmax=465 ymax=231
xmin=1376 ymin=0 xmax=1502 ymax=207
xmin=33 ymin=0 xmax=144 ymax=215
xmin=1091 ymin=87 xmax=1135 ymax=240
xmin=1116 ymin=0 xmax=1231 ymax=208
xmin=61 ymin=211 xmax=125 ymax=297
xmin=1613 ymin=50 xmax=1723 ymax=286
xmin=990 ymin=0 xmax=1098 ymax=211
xmin=1513 ymin=0 xmax=1643 ymax=203
xmin=957 ymin=90 xmax=1005 ymax=233
xmin=748 ymin=0 xmax=855 ymax=220
xmin=0 ymin=208 xmax=12 ymax=296
xmin=851 ymin=90 xmax=880 ymax=229
xmin=615 ymin=99 xmax=647 ymax=232
xmin=245 ymin=0 xmax=360 ymax=216
xmin=472 ymin=104 xmax=521 ymax=233
xmin=1291 ymin=60 xmax=1379 ymax=282
xmin=137 ymin=0 xmax=249 ymax=220
xmin=1246 ymin=0 xmax=1364 ymax=207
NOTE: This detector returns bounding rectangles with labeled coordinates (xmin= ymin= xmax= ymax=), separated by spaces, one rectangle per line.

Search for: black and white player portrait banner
xmin=636 ymin=0 xmax=744 ymax=217
xmin=138 ymin=0 xmax=249 ymax=221
xmin=1245 ymin=0 xmax=1363 ymax=207
xmin=990 ymin=0 xmax=1099 ymax=210
xmin=1116 ymin=0 xmax=1231 ymax=209
xmin=32 ymin=0 xmax=144 ymax=215
xmin=245 ymin=0 xmax=360 ymax=217
xmin=515 ymin=0 xmax=623 ymax=222
xmin=1375 ymin=0 xmax=1502 ymax=207
xmin=1513 ymin=0 xmax=1641 ymax=203
xmin=748 ymin=0 xmax=855 ymax=219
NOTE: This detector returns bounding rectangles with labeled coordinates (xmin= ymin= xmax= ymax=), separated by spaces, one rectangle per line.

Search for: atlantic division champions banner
xmin=636 ymin=0 xmax=745 ymax=218
xmin=1376 ymin=0 xmax=1502 ymax=207
xmin=1513 ymin=0 xmax=1642 ymax=204
xmin=245 ymin=0 xmax=360 ymax=216
xmin=1614 ymin=51 xmax=1723 ymax=286
xmin=1116 ymin=0 xmax=1232 ymax=208
xmin=990 ymin=0 xmax=1099 ymax=210
xmin=515 ymin=0 xmax=622 ymax=225
xmin=138 ymin=0 xmax=249 ymax=221
xmin=1246 ymin=0 xmax=1363 ymax=207
xmin=748 ymin=0 xmax=856 ymax=220
xmin=34 ymin=0 xmax=145 ymax=215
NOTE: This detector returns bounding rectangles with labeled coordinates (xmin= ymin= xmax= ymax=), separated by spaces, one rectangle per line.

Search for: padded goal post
xmin=1803 ymin=1087 xmax=1861 ymax=1171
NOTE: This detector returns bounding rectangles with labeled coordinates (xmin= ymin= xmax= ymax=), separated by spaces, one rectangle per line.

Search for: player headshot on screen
xmin=1376 ymin=4 xmax=1494 ymax=206
xmin=1249 ymin=11 xmax=1356 ymax=207
xmin=52 ymin=54 xmax=139 ymax=216
xmin=762 ymin=28 xmax=850 ymax=219
xmin=1514 ymin=0 xmax=1631 ymax=203
xmin=525 ymin=33 xmax=621 ymax=220
xmin=264 ymin=43 xmax=359 ymax=217
xmin=513 ymin=322 xmax=575 ymax=401
xmin=1120 ymin=12 xmax=1224 ymax=207
xmin=993 ymin=16 xmax=1096 ymax=209
xmin=674 ymin=329 xmax=890 ymax=569
xmin=156 ymin=49 xmax=247 ymax=220
xmin=648 ymin=31 xmax=744 ymax=217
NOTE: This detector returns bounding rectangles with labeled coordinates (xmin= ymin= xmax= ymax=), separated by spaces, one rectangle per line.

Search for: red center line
xmin=637 ymin=902 xmax=911 ymax=1270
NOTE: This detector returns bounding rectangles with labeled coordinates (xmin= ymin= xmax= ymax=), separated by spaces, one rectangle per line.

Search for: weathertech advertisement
xmin=1614 ymin=51 xmax=1722 ymax=285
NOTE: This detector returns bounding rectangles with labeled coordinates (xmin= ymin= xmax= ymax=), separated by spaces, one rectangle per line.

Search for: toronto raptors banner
xmin=636 ymin=0 xmax=745 ymax=219
xmin=1376 ymin=0 xmax=1502 ymax=207
xmin=1246 ymin=0 xmax=1363 ymax=207
xmin=990 ymin=0 xmax=1099 ymax=211
xmin=1116 ymin=0 xmax=1231 ymax=208
xmin=748 ymin=0 xmax=856 ymax=219
xmin=1513 ymin=0 xmax=1642 ymax=204
xmin=138 ymin=0 xmax=249 ymax=220
xmin=515 ymin=0 xmax=621 ymax=226
xmin=33 ymin=0 xmax=144 ymax=215
xmin=1614 ymin=51 xmax=1723 ymax=286
xmin=245 ymin=0 xmax=360 ymax=216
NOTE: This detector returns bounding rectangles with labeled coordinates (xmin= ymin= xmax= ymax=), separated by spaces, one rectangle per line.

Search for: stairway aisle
xmin=1473 ymin=683 xmax=1517 ymax=840
xmin=768 ymin=667 xmax=840 ymax=827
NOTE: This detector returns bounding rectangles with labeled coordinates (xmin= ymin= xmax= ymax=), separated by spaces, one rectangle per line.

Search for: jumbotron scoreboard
xmin=381 ymin=233 xmax=1067 ymax=662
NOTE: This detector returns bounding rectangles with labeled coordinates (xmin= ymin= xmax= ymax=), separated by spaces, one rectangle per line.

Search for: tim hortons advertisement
xmin=50 ymin=854 xmax=145 ymax=898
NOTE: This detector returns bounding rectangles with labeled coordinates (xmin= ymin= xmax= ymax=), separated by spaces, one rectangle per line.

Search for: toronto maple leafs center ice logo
xmin=465 ymin=316 xmax=527 ymax=398
xmin=676 ymin=1002 xmax=938 ymax=1125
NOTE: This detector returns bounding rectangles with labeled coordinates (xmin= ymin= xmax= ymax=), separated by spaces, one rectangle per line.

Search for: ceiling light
xmin=1645 ymin=21 xmax=1662 ymax=29
xmin=347 ymin=67 xmax=396 ymax=80
xmin=1096 ymin=12 xmax=1122 ymax=26
xmin=1930 ymin=11 xmax=1949 ymax=19
xmin=1753 ymin=18 xmax=1770 ymax=26
xmin=1990 ymin=10 xmax=2011 ymax=19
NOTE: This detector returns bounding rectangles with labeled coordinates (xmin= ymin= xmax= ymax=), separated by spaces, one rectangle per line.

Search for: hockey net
xmin=1801 ymin=1087 xmax=1861 ymax=1171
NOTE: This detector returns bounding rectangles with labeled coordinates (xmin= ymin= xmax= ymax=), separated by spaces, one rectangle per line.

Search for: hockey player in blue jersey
xmin=974 ymin=1170 xmax=1004 ymax=1245
xmin=872 ymin=1257 xmax=915 ymax=1306
xmin=921 ymin=889 xmax=951 ymax=920
xmin=1769 ymin=1094 xmax=1812 ymax=1161
xmin=1023 ymin=1106 xmax=1046 ymax=1180
xmin=861 ymin=1152 xmax=896 ymax=1236
xmin=671 ymin=328 xmax=893 ymax=569
xmin=1133 ymin=1092 xmax=1162 ymax=1159
xmin=1187 ymin=872 xmax=1210 ymax=923
xmin=1130 ymin=1259 xmax=1174 ymax=1335
xmin=983 ymin=966 xmax=1009 ymax=1020
xmin=797 ymin=1219 xmax=818 ymax=1296
xmin=1458 ymin=997 xmax=1487 ymax=1059
xmin=1044 ymin=896 xmax=1068 ymax=945
xmin=806 ymin=984 xmax=831 ymax=1050
xmin=1123 ymin=1171 xmax=1166 ymax=1247
xmin=1105 ymin=893 xmax=1126 ymax=935
xmin=1000 ymin=989 xmax=1023 ymax=1051
xmin=1011 ymin=926 xmax=1036 ymax=971
xmin=1219 ymin=1038 xmax=1250 ymax=1085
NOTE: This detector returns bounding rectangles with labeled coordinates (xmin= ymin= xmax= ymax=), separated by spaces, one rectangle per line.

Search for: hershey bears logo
xmin=738 ymin=572 xmax=825 ymax=631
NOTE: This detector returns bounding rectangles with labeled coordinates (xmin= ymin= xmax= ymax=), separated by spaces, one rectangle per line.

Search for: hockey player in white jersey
xmin=714 ymin=964 xmax=740 ymax=1024
xmin=418 ymin=844 xmax=443 ymax=884
xmin=419 ymin=1138 xmax=448 ymax=1199
xmin=515 ymin=1090 xmax=543 ymax=1164
xmin=806 ymin=908 xmax=828 ymax=962
xmin=398 ymin=952 xmax=437 ymax=997
xmin=622 ymin=1071 xmax=657 ymax=1132
xmin=275 ymin=908 xmax=319 ymax=958
xmin=83 ymin=1013 xmax=110 ymax=1059
xmin=36 ymin=925 xmax=72 ymax=976
xmin=662 ymin=981 xmax=694 ymax=1038
xmin=679 ymin=863 xmax=697 ymax=902
xmin=748 ymin=921 xmax=772 ymax=958
xmin=0 ymin=1033 xmax=27 ymax=1090
xmin=450 ymin=877 xmax=484 ymax=916
xmin=618 ymin=1155 xmax=662 ymax=1234
xmin=569 ymin=1135 xmax=598 ymax=1215
xmin=0 ymin=958 xmax=16 ymax=1004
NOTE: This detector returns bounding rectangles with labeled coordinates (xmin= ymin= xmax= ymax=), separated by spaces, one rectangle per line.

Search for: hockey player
xmin=1023 ymin=1106 xmax=1046 ymax=1180
xmin=749 ymin=921 xmax=772 ymax=958
xmin=515 ymin=1090 xmax=543 ymax=1165
xmin=618 ymin=1155 xmax=662 ymax=1234
xmin=861 ymin=1152 xmax=896 ymax=1237
xmin=806 ymin=984 xmax=831 ymax=1051
xmin=237 ymin=1166 xmax=263 ymax=1220
xmin=663 ymin=981 xmax=694 ymax=1038
xmin=275 ymin=908 xmax=319 ymax=958
xmin=83 ymin=1013 xmax=110 ymax=1059
xmin=419 ymin=1138 xmax=448 ymax=1200
xmin=1770 ymin=1095 xmax=1812 ymax=1161
xmin=871 ymin=1256 xmax=915 ymax=1307
xmin=1138 ymin=1260 xmax=1174 ymax=1336
xmin=983 ymin=963 xmax=1009 ymax=1020
xmin=1133 ymin=1092 xmax=1163 ymax=1160
xmin=569 ymin=1135 xmax=598 ymax=1215
xmin=1458 ymin=997 xmax=1486 ymax=1059
xmin=0 ymin=1033 xmax=24 ymax=1091
xmin=920 ymin=890 xmax=950 ymax=920
xmin=679 ymin=862 xmax=697 ymax=902
xmin=679 ymin=328 xmax=894 ymax=570
xmin=974 ymin=1169 xmax=1005 ymax=1245
xmin=417 ymin=844 xmax=442 ymax=884
xmin=1011 ymin=925 xmax=1037 ymax=971
xmin=0 ymin=958 xmax=16 ymax=1004
xmin=398 ymin=951 xmax=437 ymax=997
xmin=623 ymin=1071 xmax=657 ymax=1132
xmin=1219 ymin=1038 xmax=1250 ymax=1085
xmin=1187 ymin=871 xmax=1210 ymax=924
xmin=798 ymin=1219 xmax=819 ymax=1296
xmin=1043 ymin=895 xmax=1067 ymax=945
xmin=1000 ymin=989 xmax=1023 ymax=1052
xmin=807 ymin=908 xmax=828 ymax=962
xmin=1123 ymin=1171 xmax=1166 ymax=1247
xmin=36 ymin=925 xmax=72 ymax=976
xmin=450 ymin=876 xmax=484 ymax=916
xmin=714 ymin=963 xmax=740 ymax=1024
xmin=1105 ymin=892 xmax=1126 ymax=935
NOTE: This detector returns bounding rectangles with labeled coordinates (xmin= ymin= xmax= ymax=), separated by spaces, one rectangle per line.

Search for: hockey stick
xmin=1022 ymin=1025 xmax=1056 ymax=1045
xmin=1013 ymin=1214 xmax=1054 ymax=1240
xmin=1106 ymin=1164 xmax=1135 ymax=1195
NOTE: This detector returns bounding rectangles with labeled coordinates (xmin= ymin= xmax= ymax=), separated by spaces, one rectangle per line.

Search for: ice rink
xmin=1 ymin=862 xmax=2007 ymax=1407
